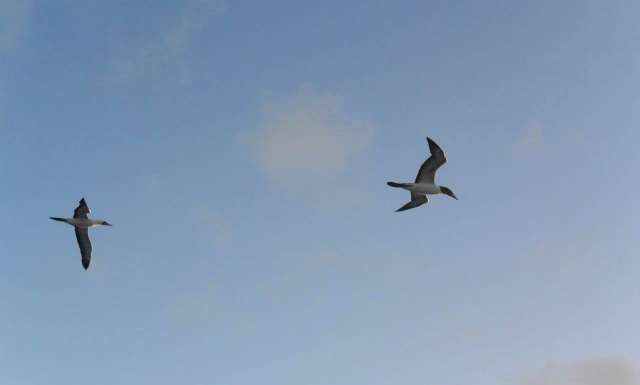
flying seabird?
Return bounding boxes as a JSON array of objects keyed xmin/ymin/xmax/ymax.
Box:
[
  {"xmin": 387, "ymin": 137, "xmax": 458, "ymax": 212},
  {"xmin": 50, "ymin": 198, "xmax": 112, "ymax": 270}
]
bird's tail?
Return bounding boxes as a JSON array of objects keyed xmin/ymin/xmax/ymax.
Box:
[
  {"xmin": 50, "ymin": 217, "xmax": 67, "ymax": 222},
  {"xmin": 387, "ymin": 181, "xmax": 409, "ymax": 188}
]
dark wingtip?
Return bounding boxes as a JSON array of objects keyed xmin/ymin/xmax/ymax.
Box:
[
  {"xmin": 395, "ymin": 202, "xmax": 414, "ymax": 212},
  {"xmin": 394, "ymin": 197, "xmax": 428, "ymax": 212},
  {"xmin": 426, "ymin": 136, "xmax": 445, "ymax": 156},
  {"xmin": 82, "ymin": 260, "xmax": 90, "ymax": 270}
]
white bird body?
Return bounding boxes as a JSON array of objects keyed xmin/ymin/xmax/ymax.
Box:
[
  {"xmin": 56, "ymin": 218, "xmax": 108, "ymax": 228},
  {"xmin": 400, "ymin": 183, "xmax": 443, "ymax": 195}
]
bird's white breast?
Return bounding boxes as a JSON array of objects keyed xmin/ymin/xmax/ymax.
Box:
[
  {"xmin": 67, "ymin": 218, "xmax": 96, "ymax": 228},
  {"xmin": 407, "ymin": 183, "xmax": 441, "ymax": 195}
]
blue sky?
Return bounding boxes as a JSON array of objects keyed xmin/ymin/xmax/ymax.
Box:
[{"xmin": 1, "ymin": 1, "xmax": 639, "ymax": 384}]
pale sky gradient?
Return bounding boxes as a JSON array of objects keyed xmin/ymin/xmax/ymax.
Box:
[{"xmin": 1, "ymin": 1, "xmax": 639, "ymax": 384}]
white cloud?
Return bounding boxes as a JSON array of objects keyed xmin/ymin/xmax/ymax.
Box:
[
  {"xmin": 111, "ymin": 0, "xmax": 225, "ymax": 83},
  {"xmin": 248, "ymin": 88, "xmax": 374, "ymax": 200},
  {"xmin": 523, "ymin": 359, "xmax": 640, "ymax": 385},
  {"xmin": 0, "ymin": 0, "xmax": 29, "ymax": 52}
]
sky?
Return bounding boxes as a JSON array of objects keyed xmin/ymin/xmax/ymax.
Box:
[{"xmin": 1, "ymin": 0, "xmax": 639, "ymax": 384}]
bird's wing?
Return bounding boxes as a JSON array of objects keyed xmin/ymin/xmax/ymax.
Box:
[
  {"xmin": 73, "ymin": 198, "xmax": 91, "ymax": 219},
  {"xmin": 415, "ymin": 137, "xmax": 447, "ymax": 184},
  {"xmin": 411, "ymin": 192, "xmax": 426, "ymax": 201},
  {"xmin": 75, "ymin": 227, "xmax": 92, "ymax": 270},
  {"xmin": 396, "ymin": 193, "xmax": 428, "ymax": 212}
]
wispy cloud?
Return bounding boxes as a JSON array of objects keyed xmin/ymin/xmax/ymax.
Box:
[
  {"xmin": 514, "ymin": 120, "xmax": 544, "ymax": 155},
  {"xmin": 110, "ymin": 0, "xmax": 225, "ymax": 83},
  {"xmin": 523, "ymin": 359, "xmax": 640, "ymax": 385},
  {"xmin": 512, "ymin": 119, "xmax": 592, "ymax": 159},
  {"xmin": 0, "ymin": 0, "xmax": 29, "ymax": 52},
  {"xmin": 168, "ymin": 284, "xmax": 259, "ymax": 336},
  {"xmin": 248, "ymin": 87, "xmax": 375, "ymax": 202}
]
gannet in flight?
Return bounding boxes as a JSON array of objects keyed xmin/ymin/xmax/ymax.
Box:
[
  {"xmin": 387, "ymin": 137, "xmax": 458, "ymax": 212},
  {"xmin": 50, "ymin": 198, "xmax": 112, "ymax": 270}
]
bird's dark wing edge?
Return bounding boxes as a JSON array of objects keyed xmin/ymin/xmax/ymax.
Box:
[
  {"xmin": 75, "ymin": 227, "xmax": 92, "ymax": 270},
  {"xmin": 73, "ymin": 198, "xmax": 90, "ymax": 219},
  {"xmin": 415, "ymin": 137, "xmax": 447, "ymax": 183},
  {"xmin": 395, "ymin": 193, "xmax": 428, "ymax": 212}
]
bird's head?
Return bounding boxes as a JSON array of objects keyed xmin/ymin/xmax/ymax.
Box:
[{"xmin": 439, "ymin": 186, "xmax": 458, "ymax": 200}]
